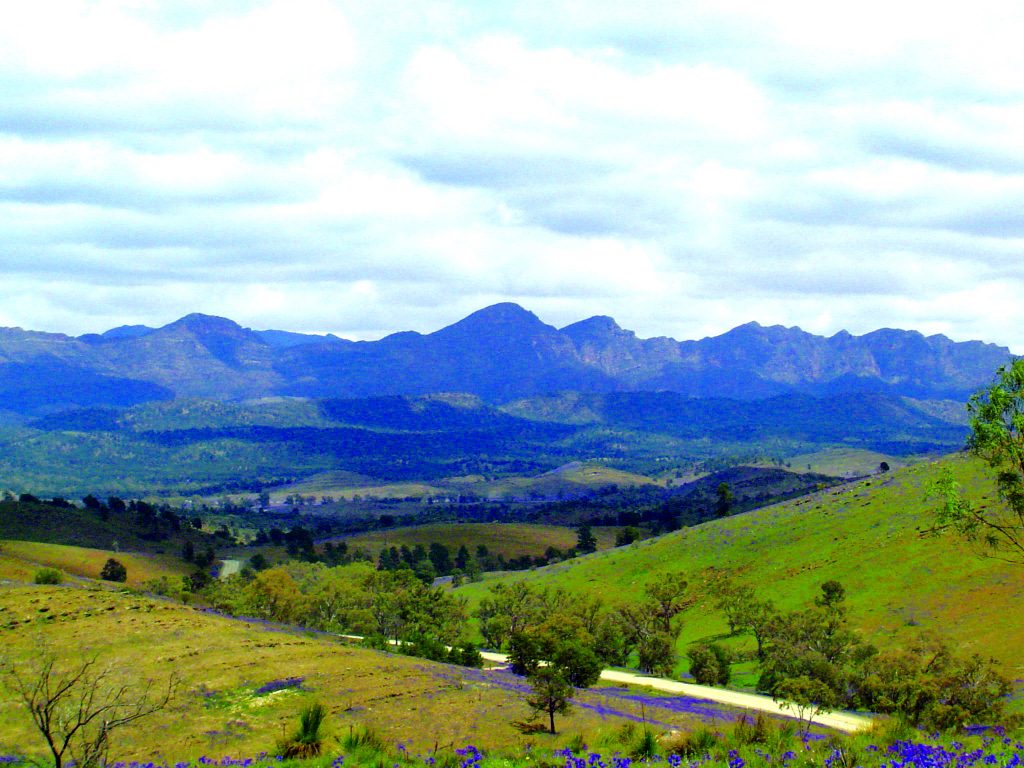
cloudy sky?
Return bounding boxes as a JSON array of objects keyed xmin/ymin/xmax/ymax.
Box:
[{"xmin": 2, "ymin": 1, "xmax": 1023, "ymax": 350}]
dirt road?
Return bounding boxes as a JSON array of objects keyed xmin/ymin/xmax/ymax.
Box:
[{"xmin": 478, "ymin": 651, "xmax": 871, "ymax": 733}]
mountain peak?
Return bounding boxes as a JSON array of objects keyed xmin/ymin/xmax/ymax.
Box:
[
  {"xmin": 165, "ymin": 313, "xmax": 247, "ymax": 334},
  {"xmin": 562, "ymin": 315, "xmax": 623, "ymax": 336},
  {"xmin": 463, "ymin": 302, "xmax": 540, "ymax": 324},
  {"xmin": 436, "ymin": 303, "xmax": 550, "ymax": 338}
]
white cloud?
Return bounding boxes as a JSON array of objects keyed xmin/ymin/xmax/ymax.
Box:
[{"xmin": 1, "ymin": 1, "xmax": 1023, "ymax": 353}]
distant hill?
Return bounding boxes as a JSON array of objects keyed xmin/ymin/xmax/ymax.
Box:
[
  {"xmin": 2, "ymin": 390, "xmax": 966, "ymax": 497},
  {"xmin": 0, "ymin": 303, "xmax": 1013, "ymax": 415}
]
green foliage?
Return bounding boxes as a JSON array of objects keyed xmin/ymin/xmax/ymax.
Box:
[
  {"xmin": 636, "ymin": 631, "xmax": 677, "ymax": 677},
  {"xmin": 33, "ymin": 567, "xmax": 63, "ymax": 585},
  {"xmin": 930, "ymin": 358, "xmax": 1024, "ymax": 563},
  {"xmin": 100, "ymin": 557, "xmax": 127, "ymax": 582},
  {"xmin": 448, "ymin": 641, "xmax": 485, "ymax": 668},
  {"xmin": 731, "ymin": 713, "xmax": 772, "ymax": 746},
  {"xmin": 632, "ymin": 726, "xmax": 659, "ymax": 760},
  {"xmin": 340, "ymin": 724, "xmax": 385, "ymax": 753},
  {"xmin": 525, "ymin": 667, "xmax": 573, "ymax": 734},
  {"xmin": 715, "ymin": 482, "xmax": 734, "ymax": 518},
  {"xmin": 758, "ymin": 582, "xmax": 870, "ymax": 732},
  {"xmin": 714, "ymin": 577, "xmax": 760, "ymax": 635},
  {"xmin": 687, "ymin": 642, "xmax": 732, "ymax": 686},
  {"xmin": 615, "ymin": 526, "xmax": 640, "ymax": 546},
  {"xmin": 575, "ymin": 522, "xmax": 597, "ymax": 554},
  {"xmin": 857, "ymin": 634, "xmax": 1011, "ymax": 730},
  {"xmin": 224, "ymin": 561, "xmax": 468, "ymax": 652},
  {"xmin": 552, "ymin": 640, "xmax": 603, "ymax": 688},
  {"xmin": 508, "ymin": 632, "xmax": 544, "ymax": 677}
]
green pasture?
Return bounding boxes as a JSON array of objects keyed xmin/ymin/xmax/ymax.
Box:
[{"xmin": 457, "ymin": 454, "xmax": 1024, "ymax": 682}]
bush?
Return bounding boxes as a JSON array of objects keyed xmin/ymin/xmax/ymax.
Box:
[
  {"xmin": 631, "ymin": 727, "xmax": 659, "ymax": 759},
  {"xmin": 279, "ymin": 701, "xmax": 327, "ymax": 758},
  {"xmin": 664, "ymin": 726, "xmax": 718, "ymax": 758},
  {"xmin": 100, "ymin": 558, "xmax": 127, "ymax": 583},
  {"xmin": 687, "ymin": 642, "xmax": 732, "ymax": 686},
  {"xmin": 857, "ymin": 636, "xmax": 1011, "ymax": 731},
  {"xmin": 448, "ymin": 642, "xmax": 484, "ymax": 668},
  {"xmin": 34, "ymin": 568, "xmax": 63, "ymax": 585},
  {"xmin": 341, "ymin": 724, "xmax": 385, "ymax": 753},
  {"xmin": 732, "ymin": 713, "xmax": 771, "ymax": 745}
]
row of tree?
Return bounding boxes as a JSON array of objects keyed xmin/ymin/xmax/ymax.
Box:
[
  {"xmin": 705, "ymin": 578, "xmax": 1010, "ymax": 731},
  {"xmin": 473, "ymin": 574, "xmax": 1010, "ymax": 734}
]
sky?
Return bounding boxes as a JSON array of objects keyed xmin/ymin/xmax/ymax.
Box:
[{"xmin": 2, "ymin": 1, "xmax": 1023, "ymax": 351}]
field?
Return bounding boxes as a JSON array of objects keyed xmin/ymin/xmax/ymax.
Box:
[
  {"xmin": 751, "ymin": 448, "xmax": 911, "ymax": 479},
  {"xmin": 457, "ymin": 454, "xmax": 1024, "ymax": 685},
  {"xmin": 0, "ymin": 540, "xmax": 192, "ymax": 587},
  {"xmin": 0, "ymin": 583, "xmax": 779, "ymax": 765},
  {"xmin": 331, "ymin": 523, "xmax": 625, "ymax": 560},
  {"xmin": 265, "ymin": 462, "xmax": 658, "ymax": 504}
]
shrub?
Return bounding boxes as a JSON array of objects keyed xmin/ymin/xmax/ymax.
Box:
[
  {"xmin": 448, "ymin": 642, "xmax": 484, "ymax": 668},
  {"xmin": 731, "ymin": 713, "xmax": 771, "ymax": 745},
  {"xmin": 279, "ymin": 701, "xmax": 327, "ymax": 758},
  {"xmin": 100, "ymin": 558, "xmax": 127, "ymax": 583},
  {"xmin": 341, "ymin": 724, "xmax": 385, "ymax": 753},
  {"xmin": 631, "ymin": 727, "xmax": 659, "ymax": 759},
  {"xmin": 665, "ymin": 726, "xmax": 718, "ymax": 758},
  {"xmin": 34, "ymin": 568, "xmax": 63, "ymax": 585},
  {"xmin": 687, "ymin": 642, "xmax": 732, "ymax": 686}
]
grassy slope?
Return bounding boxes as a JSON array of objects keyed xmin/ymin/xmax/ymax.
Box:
[
  {"xmin": 268, "ymin": 462, "xmax": 657, "ymax": 503},
  {"xmin": 334, "ymin": 523, "xmax": 623, "ymax": 560},
  {"xmin": 0, "ymin": 583, "xmax": 742, "ymax": 763},
  {"xmin": 457, "ymin": 454, "xmax": 1024, "ymax": 680},
  {"xmin": 751, "ymin": 448, "xmax": 910, "ymax": 478},
  {"xmin": 0, "ymin": 540, "xmax": 193, "ymax": 587}
]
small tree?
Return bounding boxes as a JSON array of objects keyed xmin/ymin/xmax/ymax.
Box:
[
  {"xmin": 715, "ymin": 482, "xmax": 734, "ymax": 518},
  {"xmin": 552, "ymin": 640, "xmax": 603, "ymax": 688},
  {"xmin": 930, "ymin": 359, "xmax": 1024, "ymax": 564},
  {"xmin": 615, "ymin": 526, "xmax": 641, "ymax": 546},
  {"xmin": 687, "ymin": 643, "xmax": 732, "ymax": 686},
  {"xmin": 714, "ymin": 578, "xmax": 758, "ymax": 635},
  {"xmin": 575, "ymin": 522, "xmax": 597, "ymax": 555},
  {"xmin": 637, "ymin": 631, "xmax": 677, "ymax": 676},
  {"xmin": 100, "ymin": 558, "xmax": 127, "ymax": 583},
  {"xmin": 525, "ymin": 667, "xmax": 573, "ymax": 734},
  {"xmin": 758, "ymin": 581, "xmax": 871, "ymax": 733},
  {"xmin": 0, "ymin": 649, "xmax": 176, "ymax": 768}
]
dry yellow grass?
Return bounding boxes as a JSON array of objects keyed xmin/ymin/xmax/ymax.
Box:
[
  {"xmin": 0, "ymin": 583, "xmax": 729, "ymax": 764},
  {"xmin": 0, "ymin": 540, "xmax": 192, "ymax": 587},
  {"xmin": 334, "ymin": 523, "xmax": 622, "ymax": 560}
]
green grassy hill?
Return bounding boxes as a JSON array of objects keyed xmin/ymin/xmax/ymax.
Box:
[{"xmin": 456, "ymin": 454, "xmax": 1024, "ymax": 682}]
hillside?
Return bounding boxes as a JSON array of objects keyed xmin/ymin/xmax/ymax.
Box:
[
  {"xmin": 457, "ymin": 454, "xmax": 1024, "ymax": 681},
  {"xmin": 1, "ymin": 389, "xmax": 967, "ymax": 497},
  {"xmin": 0, "ymin": 579, "xmax": 773, "ymax": 763},
  {"xmin": 327, "ymin": 522, "xmax": 624, "ymax": 562}
]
